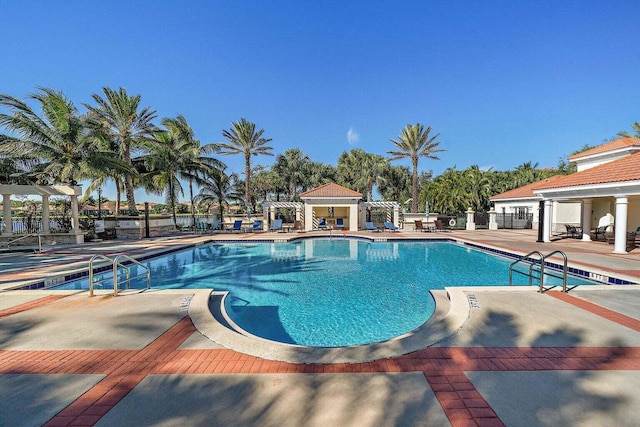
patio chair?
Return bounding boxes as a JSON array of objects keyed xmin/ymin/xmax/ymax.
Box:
[
  {"xmin": 317, "ymin": 218, "xmax": 328, "ymax": 230},
  {"xmin": 292, "ymin": 220, "xmax": 303, "ymax": 232},
  {"xmin": 228, "ymin": 219, "xmax": 243, "ymax": 232},
  {"xmin": 335, "ymin": 218, "xmax": 345, "ymax": 229},
  {"xmin": 434, "ymin": 220, "xmax": 449, "ymax": 232},
  {"xmin": 365, "ymin": 221, "xmax": 379, "ymax": 232},
  {"xmin": 250, "ymin": 220, "xmax": 263, "ymax": 232},
  {"xmin": 591, "ymin": 225, "xmax": 608, "ymax": 240},
  {"xmin": 270, "ymin": 219, "xmax": 283, "ymax": 232},
  {"xmin": 195, "ymin": 221, "xmax": 209, "ymax": 233},
  {"xmin": 414, "ymin": 220, "xmax": 426, "ymax": 232},
  {"xmin": 384, "ymin": 221, "xmax": 399, "ymax": 232}
]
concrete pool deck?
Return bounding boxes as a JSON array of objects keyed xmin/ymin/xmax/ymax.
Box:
[{"xmin": 1, "ymin": 229, "xmax": 639, "ymax": 426}]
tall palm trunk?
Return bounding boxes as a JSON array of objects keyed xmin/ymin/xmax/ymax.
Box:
[
  {"xmin": 411, "ymin": 157, "xmax": 419, "ymax": 213},
  {"xmin": 244, "ymin": 153, "xmax": 251, "ymax": 214}
]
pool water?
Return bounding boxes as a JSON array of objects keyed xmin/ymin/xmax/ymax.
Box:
[{"xmin": 54, "ymin": 239, "xmax": 595, "ymax": 347}]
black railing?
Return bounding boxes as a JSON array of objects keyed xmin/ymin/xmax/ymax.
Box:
[{"xmin": 497, "ymin": 213, "xmax": 533, "ymax": 229}]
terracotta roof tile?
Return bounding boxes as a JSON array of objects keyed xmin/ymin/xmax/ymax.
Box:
[
  {"xmin": 569, "ymin": 137, "xmax": 640, "ymax": 160},
  {"xmin": 300, "ymin": 182, "xmax": 363, "ymax": 198},
  {"xmin": 537, "ymin": 152, "xmax": 640, "ymax": 190},
  {"xmin": 491, "ymin": 175, "xmax": 564, "ymax": 200}
]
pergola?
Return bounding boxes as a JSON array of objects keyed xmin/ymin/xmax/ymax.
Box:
[
  {"xmin": 262, "ymin": 201, "xmax": 304, "ymax": 230},
  {"xmin": 359, "ymin": 201, "xmax": 401, "ymax": 228},
  {"xmin": 0, "ymin": 184, "xmax": 84, "ymax": 243}
]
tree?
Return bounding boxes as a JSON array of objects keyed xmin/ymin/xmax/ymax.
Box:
[
  {"xmin": 274, "ymin": 148, "xmax": 311, "ymax": 201},
  {"xmin": 378, "ymin": 165, "xmax": 411, "ymax": 203},
  {"xmin": 195, "ymin": 168, "xmax": 241, "ymax": 221},
  {"xmin": 160, "ymin": 115, "xmax": 224, "ymax": 226},
  {"xmin": 85, "ymin": 87, "xmax": 159, "ymax": 215},
  {"xmin": 215, "ymin": 118, "xmax": 273, "ymax": 215},
  {"xmin": 617, "ymin": 122, "xmax": 640, "ymax": 138},
  {"xmin": 337, "ymin": 149, "xmax": 389, "ymax": 201},
  {"xmin": 0, "ymin": 87, "xmax": 122, "ymax": 186},
  {"xmin": 388, "ymin": 123, "xmax": 444, "ymax": 213}
]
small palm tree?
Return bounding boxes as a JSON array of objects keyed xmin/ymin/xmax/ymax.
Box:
[
  {"xmin": 215, "ymin": 118, "xmax": 273, "ymax": 215},
  {"xmin": 195, "ymin": 168, "xmax": 242, "ymax": 221},
  {"xmin": 85, "ymin": 87, "xmax": 159, "ymax": 215},
  {"xmin": 337, "ymin": 149, "xmax": 388, "ymax": 201},
  {"xmin": 160, "ymin": 115, "xmax": 224, "ymax": 225},
  {"xmin": 388, "ymin": 123, "xmax": 444, "ymax": 213},
  {"xmin": 274, "ymin": 148, "xmax": 311, "ymax": 201}
]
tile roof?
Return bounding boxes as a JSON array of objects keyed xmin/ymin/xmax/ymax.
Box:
[
  {"xmin": 537, "ymin": 152, "xmax": 640, "ymax": 190},
  {"xmin": 299, "ymin": 182, "xmax": 363, "ymax": 198},
  {"xmin": 569, "ymin": 137, "xmax": 640, "ymax": 160},
  {"xmin": 490, "ymin": 175, "xmax": 565, "ymax": 200}
]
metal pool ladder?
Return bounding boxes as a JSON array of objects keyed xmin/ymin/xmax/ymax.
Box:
[
  {"xmin": 88, "ymin": 254, "xmax": 151, "ymax": 297},
  {"xmin": 509, "ymin": 250, "xmax": 568, "ymax": 292}
]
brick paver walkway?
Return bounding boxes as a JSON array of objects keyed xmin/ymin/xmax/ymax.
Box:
[{"xmin": 1, "ymin": 291, "xmax": 639, "ymax": 427}]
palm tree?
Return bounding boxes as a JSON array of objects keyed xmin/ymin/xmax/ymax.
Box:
[
  {"xmin": 136, "ymin": 129, "xmax": 191, "ymax": 226},
  {"xmin": 0, "ymin": 88, "xmax": 123, "ymax": 186},
  {"xmin": 215, "ymin": 118, "xmax": 273, "ymax": 215},
  {"xmin": 388, "ymin": 123, "xmax": 444, "ymax": 213},
  {"xmin": 195, "ymin": 168, "xmax": 241, "ymax": 221},
  {"xmin": 274, "ymin": 148, "xmax": 311, "ymax": 201},
  {"xmin": 160, "ymin": 115, "xmax": 224, "ymax": 225},
  {"xmin": 618, "ymin": 122, "xmax": 640, "ymax": 138},
  {"xmin": 337, "ymin": 149, "xmax": 389, "ymax": 201},
  {"xmin": 85, "ymin": 87, "xmax": 159, "ymax": 215}
]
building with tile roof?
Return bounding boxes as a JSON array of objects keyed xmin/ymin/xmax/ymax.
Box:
[{"xmin": 493, "ymin": 137, "xmax": 640, "ymax": 253}]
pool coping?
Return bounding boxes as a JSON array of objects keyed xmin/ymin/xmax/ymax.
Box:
[
  {"xmin": 188, "ymin": 287, "xmax": 470, "ymax": 364},
  {"xmin": 6, "ymin": 234, "xmax": 637, "ymax": 291}
]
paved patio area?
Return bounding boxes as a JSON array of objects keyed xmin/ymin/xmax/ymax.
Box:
[{"xmin": 1, "ymin": 229, "xmax": 639, "ymax": 426}]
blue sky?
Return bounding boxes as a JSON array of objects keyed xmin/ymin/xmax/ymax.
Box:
[{"xmin": 2, "ymin": 1, "xmax": 640, "ymax": 203}]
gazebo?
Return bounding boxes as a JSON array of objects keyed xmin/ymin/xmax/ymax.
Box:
[
  {"xmin": 299, "ymin": 183, "xmax": 363, "ymax": 231},
  {"xmin": 0, "ymin": 184, "xmax": 84, "ymax": 244}
]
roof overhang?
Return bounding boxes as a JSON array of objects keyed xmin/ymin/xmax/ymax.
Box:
[{"xmin": 535, "ymin": 180, "xmax": 640, "ymax": 199}]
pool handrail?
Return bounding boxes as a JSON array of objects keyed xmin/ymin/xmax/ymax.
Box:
[
  {"xmin": 509, "ymin": 250, "xmax": 568, "ymax": 292},
  {"xmin": 112, "ymin": 254, "xmax": 151, "ymax": 296},
  {"xmin": 88, "ymin": 254, "xmax": 114, "ymax": 297}
]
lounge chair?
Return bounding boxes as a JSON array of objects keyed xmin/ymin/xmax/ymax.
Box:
[
  {"xmin": 414, "ymin": 220, "xmax": 427, "ymax": 232},
  {"xmin": 317, "ymin": 218, "xmax": 328, "ymax": 230},
  {"xmin": 365, "ymin": 221, "xmax": 379, "ymax": 232},
  {"xmin": 195, "ymin": 221, "xmax": 209, "ymax": 233},
  {"xmin": 292, "ymin": 220, "xmax": 303, "ymax": 232},
  {"xmin": 384, "ymin": 221, "xmax": 399, "ymax": 232},
  {"xmin": 335, "ymin": 218, "xmax": 345, "ymax": 229},
  {"xmin": 434, "ymin": 220, "xmax": 449, "ymax": 232},
  {"xmin": 228, "ymin": 219, "xmax": 243, "ymax": 232},
  {"xmin": 250, "ymin": 220, "xmax": 263, "ymax": 232},
  {"xmin": 270, "ymin": 219, "xmax": 283, "ymax": 232}
]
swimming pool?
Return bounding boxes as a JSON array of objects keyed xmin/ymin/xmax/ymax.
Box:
[{"xmin": 54, "ymin": 238, "xmax": 595, "ymax": 347}]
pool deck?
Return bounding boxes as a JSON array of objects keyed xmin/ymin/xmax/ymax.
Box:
[{"xmin": 1, "ymin": 229, "xmax": 639, "ymax": 426}]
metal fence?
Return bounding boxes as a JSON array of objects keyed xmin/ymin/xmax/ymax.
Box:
[{"xmin": 496, "ymin": 213, "xmax": 533, "ymax": 229}]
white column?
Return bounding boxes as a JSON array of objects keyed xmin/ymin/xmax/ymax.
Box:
[
  {"xmin": 393, "ymin": 205, "xmax": 400, "ymax": 228},
  {"xmin": 613, "ymin": 196, "xmax": 629, "ymax": 254},
  {"xmin": 70, "ymin": 194, "xmax": 83, "ymax": 244},
  {"xmin": 543, "ymin": 199, "xmax": 552, "ymax": 243},
  {"xmin": 304, "ymin": 203, "xmax": 313, "ymax": 231},
  {"xmin": 581, "ymin": 199, "xmax": 592, "ymax": 241},
  {"xmin": 466, "ymin": 208, "xmax": 476, "ymax": 230},
  {"xmin": 488, "ymin": 208, "xmax": 498, "ymax": 230},
  {"xmin": 2, "ymin": 194, "xmax": 12, "ymax": 236},
  {"xmin": 348, "ymin": 204, "xmax": 358, "ymax": 231},
  {"xmin": 42, "ymin": 195, "xmax": 50, "ymax": 233}
]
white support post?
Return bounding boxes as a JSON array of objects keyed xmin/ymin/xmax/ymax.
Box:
[
  {"xmin": 581, "ymin": 198, "xmax": 592, "ymax": 241},
  {"xmin": 543, "ymin": 200, "xmax": 552, "ymax": 243},
  {"xmin": 466, "ymin": 208, "xmax": 476, "ymax": 231},
  {"xmin": 613, "ymin": 196, "xmax": 629, "ymax": 254},
  {"xmin": 2, "ymin": 194, "xmax": 12, "ymax": 236},
  {"xmin": 393, "ymin": 205, "xmax": 400, "ymax": 228},
  {"xmin": 70, "ymin": 194, "xmax": 83, "ymax": 243},
  {"xmin": 488, "ymin": 208, "xmax": 498, "ymax": 230}
]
